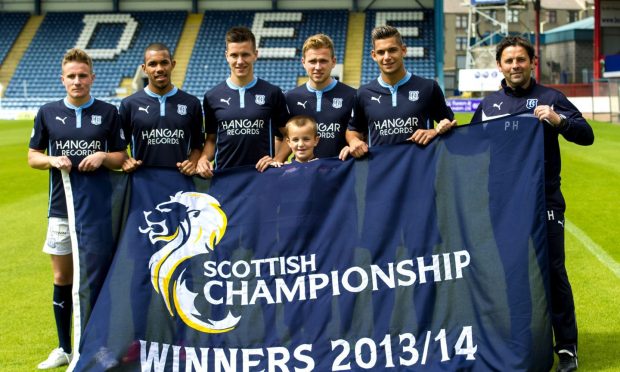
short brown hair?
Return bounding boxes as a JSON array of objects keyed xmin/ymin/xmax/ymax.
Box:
[
  {"xmin": 371, "ymin": 25, "xmax": 403, "ymax": 47},
  {"xmin": 143, "ymin": 42, "xmax": 172, "ymax": 63},
  {"xmin": 285, "ymin": 115, "xmax": 318, "ymax": 137},
  {"xmin": 302, "ymin": 34, "xmax": 335, "ymax": 58},
  {"xmin": 62, "ymin": 48, "xmax": 93, "ymax": 73},
  {"xmin": 226, "ymin": 26, "xmax": 256, "ymax": 50},
  {"xmin": 495, "ymin": 35, "xmax": 535, "ymax": 62}
]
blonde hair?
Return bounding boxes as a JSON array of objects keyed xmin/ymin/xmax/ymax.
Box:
[
  {"xmin": 62, "ymin": 48, "xmax": 93, "ymax": 73},
  {"xmin": 302, "ymin": 34, "xmax": 335, "ymax": 59},
  {"xmin": 285, "ymin": 115, "xmax": 318, "ymax": 137}
]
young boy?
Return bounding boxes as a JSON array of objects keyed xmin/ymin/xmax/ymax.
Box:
[
  {"xmin": 285, "ymin": 115, "xmax": 320, "ymax": 163},
  {"xmin": 272, "ymin": 115, "xmax": 351, "ymax": 167}
]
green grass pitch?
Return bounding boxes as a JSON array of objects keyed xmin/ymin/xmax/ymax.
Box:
[{"xmin": 0, "ymin": 117, "xmax": 618, "ymax": 370}]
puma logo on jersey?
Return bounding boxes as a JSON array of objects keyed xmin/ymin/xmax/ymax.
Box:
[
  {"xmin": 220, "ymin": 98, "xmax": 232, "ymax": 106},
  {"xmin": 371, "ymin": 95, "xmax": 381, "ymax": 104},
  {"xmin": 297, "ymin": 101, "xmax": 307, "ymax": 109},
  {"xmin": 558, "ymin": 220, "xmax": 564, "ymax": 228},
  {"xmin": 53, "ymin": 301, "xmax": 65, "ymax": 309},
  {"xmin": 55, "ymin": 116, "xmax": 67, "ymax": 125},
  {"xmin": 493, "ymin": 102, "xmax": 503, "ymax": 110},
  {"xmin": 139, "ymin": 106, "xmax": 150, "ymax": 114}
]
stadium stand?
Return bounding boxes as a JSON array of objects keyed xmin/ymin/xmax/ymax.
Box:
[
  {"xmin": 360, "ymin": 10, "xmax": 436, "ymax": 85},
  {"xmin": 0, "ymin": 12, "xmax": 30, "ymax": 66},
  {"xmin": 1, "ymin": 9, "xmax": 440, "ymax": 109},
  {"xmin": 3, "ymin": 11, "xmax": 187, "ymax": 109},
  {"xmin": 182, "ymin": 10, "xmax": 348, "ymax": 97}
]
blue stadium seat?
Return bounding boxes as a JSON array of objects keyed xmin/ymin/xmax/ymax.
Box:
[
  {"xmin": 5, "ymin": 12, "xmax": 187, "ymax": 101},
  {"xmin": 0, "ymin": 12, "xmax": 29, "ymax": 65},
  {"xmin": 361, "ymin": 10, "xmax": 436, "ymax": 85}
]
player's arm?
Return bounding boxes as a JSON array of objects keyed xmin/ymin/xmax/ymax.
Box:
[
  {"xmin": 346, "ymin": 93, "xmax": 370, "ymax": 158},
  {"xmin": 177, "ymin": 101, "xmax": 205, "ymax": 176},
  {"xmin": 345, "ymin": 129, "xmax": 368, "ymax": 158},
  {"xmin": 428, "ymin": 81, "xmax": 457, "ymax": 135},
  {"xmin": 273, "ymin": 127, "xmax": 291, "ymax": 164},
  {"xmin": 28, "ymin": 148, "xmax": 72, "ymax": 171},
  {"xmin": 78, "ymin": 150, "xmax": 127, "ymax": 172},
  {"xmin": 408, "ymin": 129, "xmax": 437, "ymax": 146},
  {"xmin": 267, "ymin": 90, "xmax": 292, "ymax": 166},
  {"xmin": 118, "ymin": 100, "xmax": 143, "ymax": 173},
  {"xmin": 197, "ymin": 134, "xmax": 215, "ymax": 178},
  {"xmin": 534, "ymin": 98, "xmax": 593, "ymax": 146},
  {"xmin": 408, "ymin": 119, "xmax": 456, "ymax": 146},
  {"xmin": 122, "ymin": 156, "xmax": 142, "ymax": 173},
  {"xmin": 177, "ymin": 149, "xmax": 201, "ymax": 176},
  {"xmin": 338, "ymin": 146, "xmax": 351, "ymax": 161}
]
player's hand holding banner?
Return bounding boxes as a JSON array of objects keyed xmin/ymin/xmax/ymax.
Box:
[{"xmin": 64, "ymin": 114, "xmax": 553, "ymax": 371}]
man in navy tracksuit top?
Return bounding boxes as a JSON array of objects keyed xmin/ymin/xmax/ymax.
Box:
[{"xmin": 472, "ymin": 36, "xmax": 594, "ymax": 372}]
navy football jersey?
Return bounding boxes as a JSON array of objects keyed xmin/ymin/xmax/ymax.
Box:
[
  {"xmin": 29, "ymin": 97, "xmax": 126, "ymax": 218},
  {"xmin": 120, "ymin": 87, "xmax": 204, "ymax": 167},
  {"xmin": 204, "ymin": 78, "xmax": 289, "ymax": 170},
  {"xmin": 472, "ymin": 78, "xmax": 594, "ymax": 210},
  {"xmin": 349, "ymin": 72, "xmax": 454, "ymax": 146},
  {"xmin": 285, "ymin": 80, "xmax": 355, "ymax": 158}
]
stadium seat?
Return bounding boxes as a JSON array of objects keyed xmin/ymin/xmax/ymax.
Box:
[
  {"xmin": 361, "ymin": 10, "xmax": 436, "ymax": 85},
  {"xmin": 0, "ymin": 12, "xmax": 29, "ymax": 65},
  {"xmin": 5, "ymin": 12, "xmax": 187, "ymax": 102}
]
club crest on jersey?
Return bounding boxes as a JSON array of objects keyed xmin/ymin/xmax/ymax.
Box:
[
  {"xmin": 332, "ymin": 98, "xmax": 343, "ymax": 109},
  {"xmin": 526, "ymin": 99, "xmax": 538, "ymax": 109},
  {"xmin": 177, "ymin": 104, "xmax": 187, "ymax": 116},
  {"xmin": 409, "ymin": 91, "xmax": 419, "ymax": 102},
  {"xmin": 91, "ymin": 115, "xmax": 102, "ymax": 125},
  {"xmin": 255, "ymin": 95, "xmax": 265, "ymax": 105}
]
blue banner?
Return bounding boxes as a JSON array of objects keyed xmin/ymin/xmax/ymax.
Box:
[
  {"xmin": 62, "ymin": 168, "xmax": 128, "ymax": 347},
  {"xmin": 65, "ymin": 114, "xmax": 552, "ymax": 371}
]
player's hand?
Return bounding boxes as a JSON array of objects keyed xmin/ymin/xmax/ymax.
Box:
[
  {"xmin": 436, "ymin": 119, "xmax": 457, "ymax": 135},
  {"xmin": 339, "ymin": 146, "xmax": 351, "ymax": 161},
  {"xmin": 177, "ymin": 159, "xmax": 196, "ymax": 176},
  {"xmin": 256, "ymin": 156, "xmax": 275, "ymax": 173},
  {"xmin": 49, "ymin": 156, "xmax": 72, "ymax": 171},
  {"xmin": 270, "ymin": 161, "xmax": 283, "ymax": 168},
  {"xmin": 409, "ymin": 129, "xmax": 437, "ymax": 146},
  {"xmin": 533, "ymin": 105, "xmax": 563, "ymax": 127},
  {"xmin": 122, "ymin": 157, "xmax": 142, "ymax": 173},
  {"xmin": 348, "ymin": 138, "xmax": 368, "ymax": 158},
  {"xmin": 196, "ymin": 157, "xmax": 214, "ymax": 178},
  {"xmin": 78, "ymin": 151, "xmax": 106, "ymax": 172}
]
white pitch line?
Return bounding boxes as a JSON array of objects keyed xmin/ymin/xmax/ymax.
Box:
[{"xmin": 566, "ymin": 219, "xmax": 620, "ymax": 279}]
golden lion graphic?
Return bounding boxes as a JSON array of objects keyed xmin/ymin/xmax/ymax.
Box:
[{"xmin": 140, "ymin": 191, "xmax": 240, "ymax": 333}]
